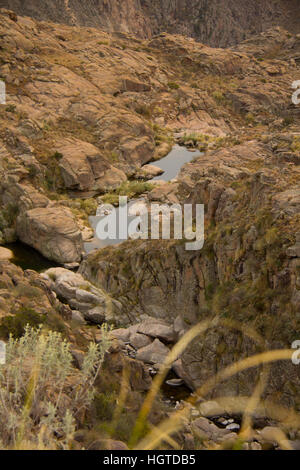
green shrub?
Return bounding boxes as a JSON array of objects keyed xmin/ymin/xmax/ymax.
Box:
[
  {"xmin": 112, "ymin": 413, "xmax": 138, "ymax": 442},
  {"xmin": 212, "ymin": 91, "xmax": 225, "ymax": 104},
  {"xmin": 181, "ymin": 133, "xmax": 209, "ymax": 146},
  {"xmin": 28, "ymin": 164, "xmax": 38, "ymax": 178},
  {"xmin": 245, "ymin": 112, "xmax": 256, "ymax": 124},
  {"xmin": 52, "ymin": 151, "xmax": 63, "ymax": 160},
  {"xmin": 152, "ymin": 123, "xmax": 174, "ymax": 148},
  {"xmin": 101, "ymin": 181, "xmax": 154, "ymax": 205},
  {"xmin": 282, "ymin": 116, "xmax": 294, "ymax": 127},
  {"xmin": 291, "ymin": 137, "xmax": 300, "ymax": 153},
  {"xmin": 168, "ymin": 81, "xmax": 180, "ymax": 90},
  {"xmin": 0, "ymin": 324, "xmax": 111, "ymax": 449},
  {"xmin": 80, "ymin": 198, "xmax": 98, "ymax": 216},
  {"xmin": 101, "ymin": 193, "xmax": 121, "ymax": 206},
  {"xmin": 5, "ymin": 104, "xmax": 16, "ymax": 113},
  {"xmin": 135, "ymin": 104, "xmax": 152, "ymax": 118},
  {"xmin": 0, "ymin": 307, "xmax": 44, "ymax": 339},
  {"xmin": 13, "ymin": 283, "xmax": 42, "ymax": 299},
  {"xmin": 93, "ymin": 392, "xmax": 116, "ymax": 421}
]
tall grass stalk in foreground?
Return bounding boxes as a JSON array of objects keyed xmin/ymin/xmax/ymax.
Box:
[
  {"xmin": 0, "ymin": 324, "xmax": 111, "ymax": 450},
  {"xmin": 0, "ymin": 321, "xmax": 299, "ymax": 450},
  {"xmin": 129, "ymin": 318, "xmax": 299, "ymax": 450}
]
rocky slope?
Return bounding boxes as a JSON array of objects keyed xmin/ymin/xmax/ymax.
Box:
[
  {"xmin": 1, "ymin": 9, "xmax": 299, "ymax": 262},
  {"xmin": 0, "ymin": 0, "xmax": 299, "ymax": 46},
  {"xmin": 0, "ymin": 8, "xmax": 299, "ymax": 448}
]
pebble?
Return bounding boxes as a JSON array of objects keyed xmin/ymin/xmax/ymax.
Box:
[
  {"xmin": 165, "ymin": 378, "xmax": 184, "ymax": 387},
  {"xmin": 175, "ymin": 401, "xmax": 183, "ymax": 410},
  {"xmin": 217, "ymin": 417, "xmax": 228, "ymax": 425},
  {"xmin": 63, "ymin": 262, "xmax": 80, "ymax": 270},
  {"xmin": 226, "ymin": 423, "xmax": 240, "ymax": 431}
]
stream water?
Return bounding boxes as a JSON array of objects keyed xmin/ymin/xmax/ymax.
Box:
[
  {"xmin": 151, "ymin": 144, "xmax": 201, "ymax": 181},
  {"xmin": 4, "ymin": 242, "xmax": 57, "ymax": 272},
  {"xmin": 84, "ymin": 145, "xmax": 201, "ymax": 253}
]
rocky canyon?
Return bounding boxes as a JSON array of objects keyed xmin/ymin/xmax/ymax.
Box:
[{"xmin": 0, "ymin": 1, "xmax": 299, "ymax": 451}]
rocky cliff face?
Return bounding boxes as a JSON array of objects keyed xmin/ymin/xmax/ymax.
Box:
[
  {"xmin": 0, "ymin": 0, "xmax": 299, "ymax": 46},
  {"xmin": 141, "ymin": 0, "xmax": 300, "ymax": 46}
]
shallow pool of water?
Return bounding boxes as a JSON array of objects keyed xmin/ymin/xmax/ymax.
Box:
[
  {"xmin": 161, "ymin": 371, "xmax": 192, "ymax": 405},
  {"xmin": 151, "ymin": 144, "xmax": 201, "ymax": 181},
  {"xmin": 4, "ymin": 242, "xmax": 57, "ymax": 272},
  {"xmin": 84, "ymin": 145, "xmax": 202, "ymax": 253}
]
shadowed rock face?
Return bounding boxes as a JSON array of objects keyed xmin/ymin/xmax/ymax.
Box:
[{"xmin": 0, "ymin": 0, "xmax": 299, "ymax": 46}]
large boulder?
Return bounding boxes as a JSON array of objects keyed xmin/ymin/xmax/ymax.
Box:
[
  {"xmin": 16, "ymin": 207, "xmax": 83, "ymax": 264},
  {"xmin": 172, "ymin": 358, "xmax": 195, "ymax": 391},
  {"xmin": 110, "ymin": 326, "xmax": 156, "ymax": 349},
  {"xmin": 2, "ymin": 183, "xmax": 50, "ymax": 212},
  {"xmin": 56, "ymin": 138, "xmax": 127, "ymax": 192},
  {"xmin": 137, "ymin": 318, "xmax": 177, "ymax": 343},
  {"xmin": 135, "ymin": 338, "xmax": 170, "ymax": 365},
  {"xmin": 129, "ymin": 332, "xmax": 152, "ymax": 350},
  {"xmin": 198, "ymin": 401, "xmax": 227, "ymax": 418},
  {"xmin": 42, "ymin": 267, "xmax": 108, "ymax": 323},
  {"xmin": 191, "ymin": 417, "xmax": 232, "ymax": 442},
  {"xmin": 135, "ymin": 164, "xmax": 164, "ymax": 180},
  {"xmin": 272, "ymin": 187, "xmax": 300, "ymax": 216},
  {"xmin": 0, "ymin": 247, "xmax": 13, "ymax": 261}
]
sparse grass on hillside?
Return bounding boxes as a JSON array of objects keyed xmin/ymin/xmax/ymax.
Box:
[
  {"xmin": 178, "ymin": 133, "xmax": 241, "ymax": 150},
  {"xmin": 0, "ymin": 324, "xmax": 111, "ymax": 450},
  {"xmin": 168, "ymin": 81, "xmax": 180, "ymax": 90},
  {"xmin": 291, "ymin": 136, "xmax": 300, "ymax": 153},
  {"xmin": 0, "ymin": 305, "xmax": 67, "ymax": 340},
  {"xmin": 101, "ymin": 181, "xmax": 154, "ymax": 206}
]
